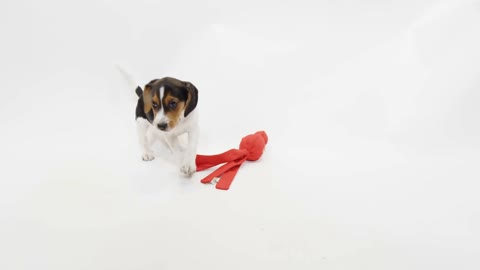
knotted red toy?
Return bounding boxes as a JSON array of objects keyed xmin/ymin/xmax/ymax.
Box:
[{"xmin": 195, "ymin": 131, "xmax": 269, "ymax": 190}]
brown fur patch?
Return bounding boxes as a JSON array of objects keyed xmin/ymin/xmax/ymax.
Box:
[
  {"xmin": 152, "ymin": 94, "xmax": 160, "ymax": 111},
  {"xmin": 143, "ymin": 84, "xmax": 153, "ymax": 113},
  {"xmin": 164, "ymin": 93, "xmax": 186, "ymax": 129}
]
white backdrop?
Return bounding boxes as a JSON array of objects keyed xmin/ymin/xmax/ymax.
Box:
[{"xmin": 1, "ymin": 0, "xmax": 480, "ymax": 269}]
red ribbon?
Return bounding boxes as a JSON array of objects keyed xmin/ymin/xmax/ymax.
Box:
[{"xmin": 195, "ymin": 131, "xmax": 269, "ymax": 190}]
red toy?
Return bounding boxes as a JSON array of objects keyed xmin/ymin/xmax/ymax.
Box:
[{"xmin": 195, "ymin": 131, "xmax": 269, "ymax": 190}]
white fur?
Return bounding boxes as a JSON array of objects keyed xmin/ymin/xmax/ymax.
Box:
[
  {"xmin": 136, "ymin": 109, "xmax": 199, "ymax": 176},
  {"xmin": 115, "ymin": 64, "xmax": 139, "ymax": 91},
  {"xmin": 116, "ymin": 64, "xmax": 199, "ymax": 176},
  {"xmin": 136, "ymin": 118, "xmax": 155, "ymax": 161},
  {"xmin": 152, "ymin": 86, "xmax": 167, "ymax": 127}
]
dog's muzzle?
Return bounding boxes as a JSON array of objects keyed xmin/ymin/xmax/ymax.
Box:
[{"xmin": 157, "ymin": 122, "xmax": 168, "ymax": 131}]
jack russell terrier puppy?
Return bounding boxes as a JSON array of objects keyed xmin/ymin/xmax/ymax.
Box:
[{"xmin": 134, "ymin": 77, "xmax": 199, "ymax": 176}]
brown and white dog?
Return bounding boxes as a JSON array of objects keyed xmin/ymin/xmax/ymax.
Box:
[{"xmin": 133, "ymin": 76, "xmax": 200, "ymax": 176}]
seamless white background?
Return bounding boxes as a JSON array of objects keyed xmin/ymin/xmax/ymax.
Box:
[{"xmin": 1, "ymin": 0, "xmax": 480, "ymax": 269}]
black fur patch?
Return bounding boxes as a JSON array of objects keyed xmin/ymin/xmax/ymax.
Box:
[
  {"xmin": 135, "ymin": 87, "xmax": 154, "ymax": 123},
  {"xmin": 183, "ymin": 83, "xmax": 198, "ymax": 117},
  {"xmin": 134, "ymin": 77, "xmax": 198, "ymax": 123},
  {"xmin": 135, "ymin": 86, "xmax": 143, "ymax": 97},
  {"xmin": 163, "ymin": 85, "xmax": 189, "ymax": 113}
]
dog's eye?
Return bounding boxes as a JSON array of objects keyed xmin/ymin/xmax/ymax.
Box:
[
  {"xmin": 152, "ymin": 103, "xmax": 159, "ymax": 109},
  {"xmin": 168, "ymin": 101, "xmax": 177, "ymax": 109}
]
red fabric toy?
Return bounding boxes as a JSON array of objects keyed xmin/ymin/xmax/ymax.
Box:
[{"xmin": 195, "ymin": 131, "xmax": 269, "ymax": 190}]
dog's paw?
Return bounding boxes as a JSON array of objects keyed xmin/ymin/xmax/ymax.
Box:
[
  {"xmin": 142, "ymin": 152, "xmax": 155, "ymax": 161},
  {"xmin": 180, "ymin": 161, "xmax": 196, "ymax": 177}
]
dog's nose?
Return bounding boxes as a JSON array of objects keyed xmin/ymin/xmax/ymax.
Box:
[{"xmin": 157, "ymin": 122, "xmax": 168, "ymax": 131}]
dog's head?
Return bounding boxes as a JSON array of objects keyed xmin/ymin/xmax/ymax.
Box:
[{"xmin": 142, "ymin": 77, "xmax": 198, "ymax": 132}]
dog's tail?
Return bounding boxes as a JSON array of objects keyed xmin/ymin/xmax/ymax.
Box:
[{"xmin": 115, "ymin": 64, "xmax": 143, "ymax": 97}]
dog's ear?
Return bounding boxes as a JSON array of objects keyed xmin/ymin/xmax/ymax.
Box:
[
  {"xmin": 183, "ymin": 82, "xmax": 198, "ymax": 117},
  {"xmin": 135, "ymin": 86, "xmax": 143, "ymax": 98},
  {"xmin": 143, "ymin": 83, "xmax": 153, "ymax": 114}
]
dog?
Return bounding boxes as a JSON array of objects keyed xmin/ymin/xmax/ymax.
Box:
[{"xmin": 134, "ymin": 77, "xmax": 199, "ymax": 176}]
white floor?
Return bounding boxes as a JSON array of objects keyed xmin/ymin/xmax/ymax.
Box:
[{"xmin": 1, "ymin": 0, "xmax": 480, "ymax": 269}]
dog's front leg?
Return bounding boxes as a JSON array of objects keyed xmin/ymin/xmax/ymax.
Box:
[
  {"xmin": 163, "ymin": 133, "xmax": 182, "ymax": 154},
  {"xmin": 179, "ymin": 125, "xmax": 199, "ymax": 176},
  {"xmin": 136, "ymin": 118, "xmax": 155, "ymax": 161}
]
